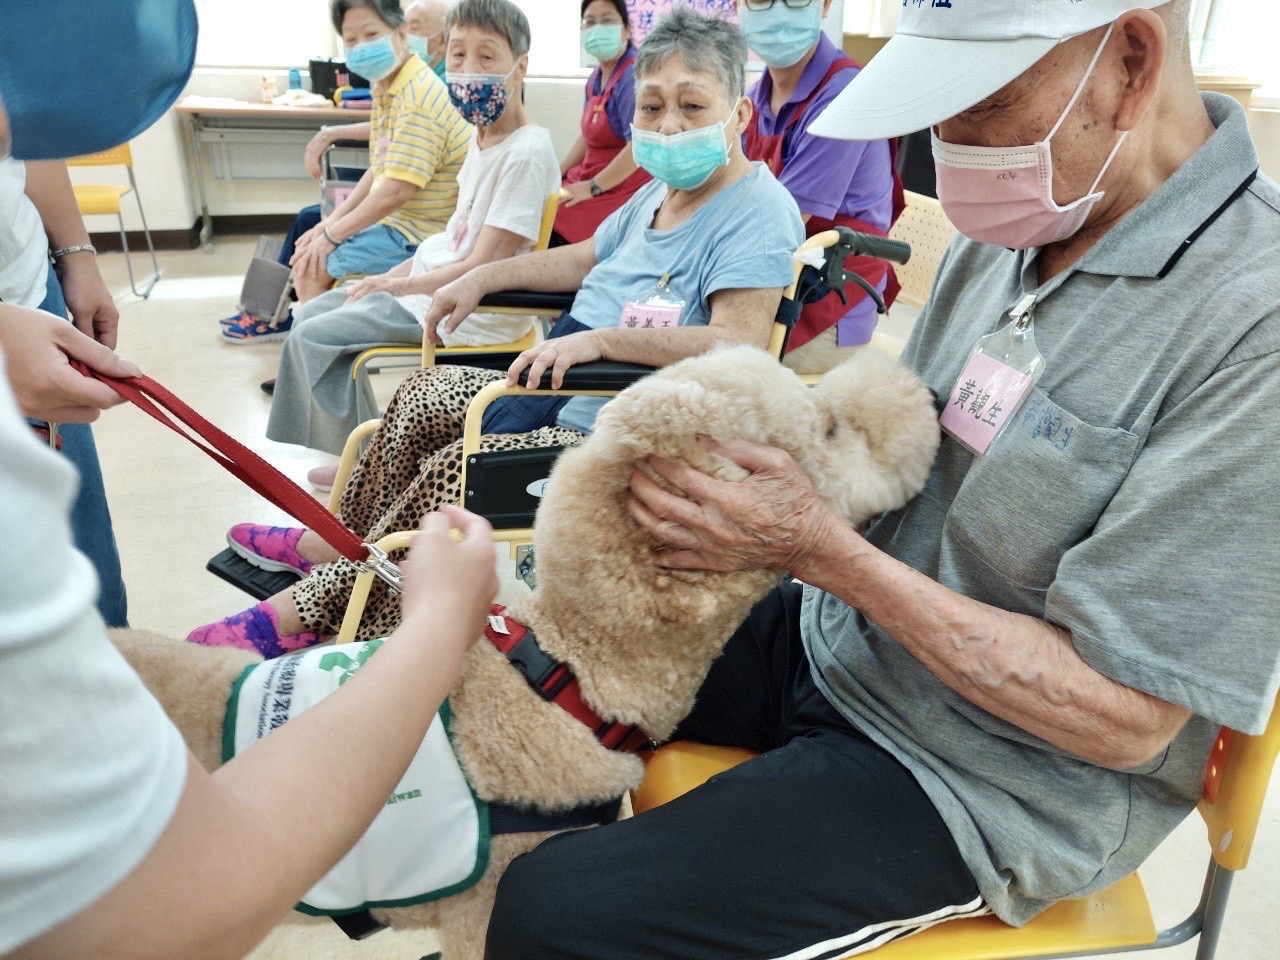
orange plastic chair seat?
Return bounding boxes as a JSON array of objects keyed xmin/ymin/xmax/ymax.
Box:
[
  {"xmin": 631, "ymin": 742, "xmax": 1158, "ymax": 960},
  {"xmin": 73, "ymin": 184, "xmax": 131, "ymax": 216}
]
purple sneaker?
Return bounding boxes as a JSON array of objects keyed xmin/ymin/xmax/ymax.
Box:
[
  {"xmin": 227, "ymin": 523, "xmax": 313, "ymax": 576},
  {"xmin": 187, "ymin": 601, "xmax": 325, "ymax": 658}
]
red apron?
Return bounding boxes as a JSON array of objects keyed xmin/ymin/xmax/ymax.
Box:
[
  {"xmin": 744, "ymin": 58, "xmax": 906, "ymax": 351},
  {"xmin": 555, "ymin": 53, "xmax": 652, "ymax": 244}
]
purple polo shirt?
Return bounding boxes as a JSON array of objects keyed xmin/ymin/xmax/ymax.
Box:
[
  {"xmin": 584, "ymin": 42, "xmax": 638, "ymax": 143},
  {"xmin": 748, "ymin": 34, "xmax": 896, "ymax": 344}
]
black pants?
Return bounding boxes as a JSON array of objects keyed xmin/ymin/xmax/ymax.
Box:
[{"xmin": 485, "ymin": 583, "xmax": 983, "ymax": 960}]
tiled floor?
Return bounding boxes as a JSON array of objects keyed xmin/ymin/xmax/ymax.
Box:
[{"xmin": 86, "ymin": 241, "xmax": 1278, "ymax": 959}]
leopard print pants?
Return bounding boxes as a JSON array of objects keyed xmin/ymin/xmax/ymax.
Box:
[{"xmin": 292, "ymin": 365, "xmax": 583, "ymax": 639}]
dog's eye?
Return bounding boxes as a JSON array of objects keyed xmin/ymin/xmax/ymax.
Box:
[{"xmin": 825, "ymin": 421, "xmax": 838, "ymax": 440}]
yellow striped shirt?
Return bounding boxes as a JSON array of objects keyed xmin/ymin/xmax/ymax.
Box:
[{"xmin": 370, "ymin": 55, "xmax": 471, "ymax": 244}]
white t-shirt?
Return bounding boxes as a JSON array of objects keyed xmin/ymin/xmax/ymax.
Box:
[
  {"xmin": 0, "ymin": 158, "xmax": 51, "ymax": 308},
  {"xmin": 0, "ymin": 359, "xmax": 188, "ymax": 953},
  {"xmin": 396, "ymin": 124, "xmax": 560, "ymax": 346}
]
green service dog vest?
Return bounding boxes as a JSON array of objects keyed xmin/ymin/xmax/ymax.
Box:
[{"xmin": 223, "ymin": 640, "xmax": 490, "ymax": 917}]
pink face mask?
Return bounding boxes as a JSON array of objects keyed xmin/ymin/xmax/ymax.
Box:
[{"xmin": 932, "ymin": 24, "xmax": 1127, "ymax": 250}]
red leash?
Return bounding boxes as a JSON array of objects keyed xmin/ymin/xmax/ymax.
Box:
[{"xmin": 73, "ymin": 363, "xmax": 402, "ymax": 591}]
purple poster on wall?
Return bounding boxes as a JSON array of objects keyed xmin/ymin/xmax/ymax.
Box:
[{"xmin": 625, "ymin": 0, "xmax": 740, "ymax": 45}]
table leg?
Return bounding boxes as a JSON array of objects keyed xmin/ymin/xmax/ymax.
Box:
[{"xmin": 186, "ymin": 114, "xmax": 214, "ymax": 252}]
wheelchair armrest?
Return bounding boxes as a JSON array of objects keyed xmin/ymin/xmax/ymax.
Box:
[
  {"xmin": 515, "ymin": 360, "xmax": 659, "ymax": 391},
  {"xmin": 478, "ymin": 289, "xmax": 576, "ymax": 312}
]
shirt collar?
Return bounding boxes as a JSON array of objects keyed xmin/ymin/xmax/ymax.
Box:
[
  {"xmin": 383, "ymin": 55, "xmax": 424, "ymax": 98},
  {"xmin": 1070, "ymin": 94, "xmax": 1260, "ymax": 280},
  {"xmin": 753, "ymin": 33, "xmax": 839, "ymax": 121}
]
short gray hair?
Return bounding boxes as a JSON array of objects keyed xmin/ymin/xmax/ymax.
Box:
[
  {"xmin": 635, "ymin": 6, "xmax": 746, "ymax": 102},
  {"xmin": 445, "ymin": 0, "xmax": 531, "ymax": 59},
  {"xmin": 330, "ymin": 0, "xmax": 404, "ymax": 36}
]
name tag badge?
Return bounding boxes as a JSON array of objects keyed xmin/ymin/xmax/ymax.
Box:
[
  {"xmin": 620, "ymin": 271, "xmax": 685, "ymax": 329},
  {"xmin": 940, "ymin": 294, "xmax": 1046, "ymax": 457}
]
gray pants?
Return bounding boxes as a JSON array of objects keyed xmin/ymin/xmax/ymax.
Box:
[{"xmin": 266, "ymin": 289, "xmax": 422, "ymax": 455}]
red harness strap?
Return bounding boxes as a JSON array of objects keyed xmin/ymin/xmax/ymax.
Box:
[{"xmin": 484, "ymin": 605, "xmax": 652, "ymax": 754}]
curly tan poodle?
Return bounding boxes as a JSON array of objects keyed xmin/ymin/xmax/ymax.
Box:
[{"xmin": 111, "ymin": 344, "xmax": 941, "ymax": 959}]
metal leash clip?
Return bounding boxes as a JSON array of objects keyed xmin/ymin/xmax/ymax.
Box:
[{"xmin": 358, "ymin": 543, "xmax": 404, "ymax": 594}]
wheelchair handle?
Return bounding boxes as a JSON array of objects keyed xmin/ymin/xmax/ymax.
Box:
[{"xmin": 836, "ymin": 228, "xmax": 912, "ymax": 266}]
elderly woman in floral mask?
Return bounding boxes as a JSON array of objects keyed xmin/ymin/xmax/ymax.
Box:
[{"xmin": 191, "ymin": 6, "xmax": 806, "ymax": 655}]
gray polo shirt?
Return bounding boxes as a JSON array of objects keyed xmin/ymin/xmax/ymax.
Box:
[{"xmin": 802, "ymin": 93, "xmax": 1280, "ymax": 925}]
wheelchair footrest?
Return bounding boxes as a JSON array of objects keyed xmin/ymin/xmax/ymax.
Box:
[{"xmin": 206, "ymin": 547, "xmax": 302, "ymax": 600}]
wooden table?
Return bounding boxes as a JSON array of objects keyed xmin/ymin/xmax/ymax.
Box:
[{"xmin": 175, "ymin": 100, "xmax": 369, "ymax": 250}]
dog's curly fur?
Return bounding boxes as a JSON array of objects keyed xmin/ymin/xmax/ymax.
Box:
[{"xmin": 111, "ymin": 345, "xmax": 940, "ymax": 959}]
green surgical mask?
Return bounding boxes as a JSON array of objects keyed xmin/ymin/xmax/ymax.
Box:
[{"xmin": 582, "ymin": 23, "xmax": 625, "ymax": 63}]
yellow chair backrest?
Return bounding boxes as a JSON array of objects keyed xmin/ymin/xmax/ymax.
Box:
[
  {"xmin": 535, "ymin": 193, "xmax": 562, "ymax": 253},
  {"xmin": 67, "ymin": 144, "xmax": 134, "ymax": 168},
  {"xmin": 888, "ymin": 190, "xmax": 956, "ymax": 309},
  {"xmin": 1199, "ymin": 694, "xmax": 1280, "ymax": 871}
]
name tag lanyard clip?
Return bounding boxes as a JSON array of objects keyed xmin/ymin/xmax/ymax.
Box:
[
  {"xmin": 940, "ymin": 293, "xmax": 1046, "ymax": 457},
  {"xmin": 620, "ymin": 271, "xmax": 686, "ymax": 329}
]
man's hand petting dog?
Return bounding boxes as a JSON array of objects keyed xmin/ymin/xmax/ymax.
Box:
[
  {"xmin": 398, "ymin": 505, "xmax": 499, "ymax": 650},
  {"xmin": 628, "ymin": 437, "xmax": 839, "ymax": 576}
]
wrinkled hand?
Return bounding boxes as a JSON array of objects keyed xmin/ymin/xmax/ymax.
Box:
[
  {"xmin": 424, "ymin": 274, "xmax": 485, "ymax": 343},
  {"xmin": 57, "ymin": 255, "xmax": 121, "ymax": 349},
  {"xmin": 398, "ymin": 505, "xmax": 498, "ymax": 647},
  {"xmin": 561, "ymin": 180, "xmax": 594, "ymax": 208},
  {"xmin": 506, "ymin": 330, "xmax": 602, "ymax": 389},
  {"xmin": 289, "ymin": 224, "xmax": 335, "ymax": 277},
  {"xmin": 627, "ymin": 437, "xmax": 836, "ymax": 574},
  {"xmin": 303, "ymin": 129, "xmax": 335, "ymax": 180},
  {"xmin": 0, "ymin": 305, "xmax": 141, "ymax": 422},
  {"xmin": 345, "ymin": 272, "xmax": 407, "ymax": 303}
]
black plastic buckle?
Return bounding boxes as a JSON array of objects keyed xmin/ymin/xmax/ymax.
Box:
[{"xmin": 505, "ymin": 629, "xmax": 573, "ymax": 701}]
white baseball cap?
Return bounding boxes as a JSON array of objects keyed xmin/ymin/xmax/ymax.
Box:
[{"xmin": 810, "ymin": 0, "xmax": 1166, "ymax": 141}]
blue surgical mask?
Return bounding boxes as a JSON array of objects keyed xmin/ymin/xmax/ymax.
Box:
[
  {"xmin": 740, "ymin": 2, "xmax": 822, "ymax": 68},
  {"xmin": 346, "ymin": 34, "xmax": 401, "ymax": 83},
  {"xmin": 447, "ymin": 68, "xmax": 515, "ymax": 127},
  {"xmin": 630, "ymin": 121, "xmax": 730, "ymax": 191},
  {"xmin": 0, "ymin": 0, "xmax": 197, "ymax": 160},
  {"xmin": 407, "ymin": 30, "xmax": 444, "ymax": 73}
]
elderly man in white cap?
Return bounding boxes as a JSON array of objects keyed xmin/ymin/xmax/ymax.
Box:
[{"xmin": 484, "ymin": 2, "xmax": 1280, "ymax": 958}]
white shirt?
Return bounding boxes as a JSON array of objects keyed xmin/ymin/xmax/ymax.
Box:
[
  {"xmin": 396, "ymin": 124, "xmax": 560, "ymax": 345},
  {"xmin": 0, "ymin": 358, "xmax": 187, "ymax": 953},
  {"xmin": 0, "ymin": 158, "xmax": 50, "ymax": 308}
]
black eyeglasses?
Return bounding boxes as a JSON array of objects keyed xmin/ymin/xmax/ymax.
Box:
[{"xmin": 743, "ymin": 0, "xmax": 816, "ymax": 11}]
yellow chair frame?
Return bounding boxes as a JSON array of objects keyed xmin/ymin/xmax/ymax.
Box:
[
  {"xmin": 68, "ymin": 143, "xmax": 160, "ymax": 298},
  {"xmin": 348, "ymin": 192, "xmax": 564, "ymax": 381},
  {"xmin": 331, "ymin": 231, "xmax": 838, "ymax": 641},
  {"xmin": 632, "ymin": 697, "xmax": 1280, "ymax": 960}
]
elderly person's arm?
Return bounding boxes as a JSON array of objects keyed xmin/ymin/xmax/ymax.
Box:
[
  {"xmin": 425, "ymin": 239, "xmax": 602, "ymax": 331},
  {"xmin": 303, "ymin": 122, "xmax": 372, "ymax": 180},
  {"xmin": 345, "ymin": 224, "xmax": 534, "ymax": 307},
  {"xmin": 510, "ymin": 284, "xmax": 778, "ymax": 389},
  {"xmin": 628, "ymin": 439, "xmax": 1192, "ymax": 771}
]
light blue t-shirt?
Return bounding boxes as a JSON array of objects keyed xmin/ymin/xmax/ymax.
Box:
[{"xmin": 556, "ymin": 163, "xmax": 804, "ymax": 433}]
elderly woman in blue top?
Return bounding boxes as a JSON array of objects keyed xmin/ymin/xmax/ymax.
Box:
[{"xmin": 189, "ymin": 6, "xmax": 806, "ymax": 656}]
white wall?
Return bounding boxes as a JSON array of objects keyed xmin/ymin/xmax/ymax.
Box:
[{"xmin": 70, "ymin": 69, "xmax": 591, "ymax": 235}]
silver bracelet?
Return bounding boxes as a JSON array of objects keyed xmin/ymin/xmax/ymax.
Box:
[
  {"xmin": 322, "ymin": 226, "xmax": 343, "ymax": 246},
  {"xmin": 51, "ymin": 243, "xmax": 97, "ymax": 259}
]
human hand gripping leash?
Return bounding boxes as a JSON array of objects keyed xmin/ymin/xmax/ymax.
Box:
[{"xmin": 71, "ymin": 362, "xmax": 405, "ymax": 593}]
